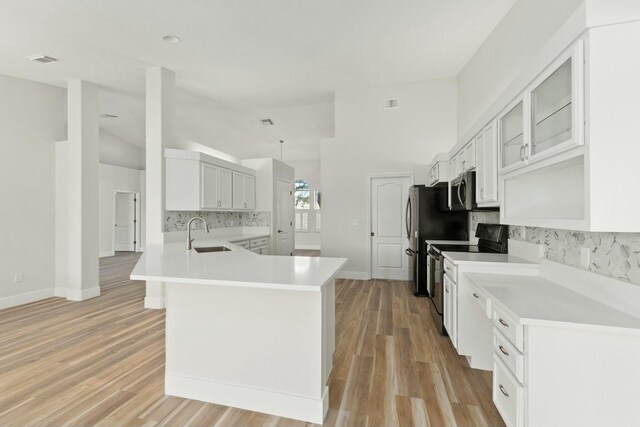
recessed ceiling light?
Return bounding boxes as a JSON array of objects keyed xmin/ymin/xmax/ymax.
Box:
[
  {"xmin": 99, "ymin": 113, "xmax": 118, "ymax": 119},
  {"xmin": 162, "ymin": 35, "xmax": 181, "ymax": 43},
  {"xmin": 24, "ymin": 54, "xmax": 59, "ymax": 63},
  {"xmin": 260, "ymin": 118, "xmax": 274, "ymax": 126}
]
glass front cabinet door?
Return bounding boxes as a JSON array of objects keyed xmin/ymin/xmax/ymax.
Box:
[
  {"xmin": 528, "ymin": 40, "xmax": 584, "ymax": 162},
  {"xmin": 499, "ymin": 98, "xmax": 525, "ymax": 172},
  {"xmin": 498, "ymin": 40, "xmax": 584, "ymax": 174}
]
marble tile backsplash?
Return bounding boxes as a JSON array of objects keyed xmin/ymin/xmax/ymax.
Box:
[
  {"xmin": 509, "ymin": 226, "xmax": 640, "ymax": 286},
  {"xmin": 164, "ymin": 211, "xmax": 271, "ymax": 232},
  {"xmin": 468, "ymin": 211, "xmax": 501, "ymax": 244}
]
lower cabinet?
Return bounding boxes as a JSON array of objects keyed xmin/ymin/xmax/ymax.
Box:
[
  {"xmin": 489, "ymin": 299, "xmax": 640, "ymax": 427},
  {"xmin": 443, "ymin": 274, "xmax": 457, "ymax": 348},
  {"xmin": 234, "ymin": 237, "xmax": 269, "ymax": 255}
]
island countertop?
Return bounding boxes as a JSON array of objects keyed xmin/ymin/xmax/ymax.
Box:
[{"xmin": 131, "ymin": 240, "xmax": 347, "ymax": 292}]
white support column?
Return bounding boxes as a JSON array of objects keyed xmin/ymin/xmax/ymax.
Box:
[
  {"xmin": 145, "ymin": 67, "xmax": 175, "ymax": 309},
  {"xmin": 65, "ymin": 80, "xmax": 100, "ymax": 301}
]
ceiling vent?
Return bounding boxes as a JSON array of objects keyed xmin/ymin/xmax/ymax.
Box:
[
  {"xmin": 384, "ymin": 99, "xmax": 399, "ymax": 109},
  {"xmin": 99, "ymin": 114, "xmax": 119, "ymax": 119},
  {"xmin": 260, "ymin": 118, "xmax": 274, "ymax": 126},
  {"xmin": 24, "ymin": 54, "xmax": 59, "ymax": 63}
]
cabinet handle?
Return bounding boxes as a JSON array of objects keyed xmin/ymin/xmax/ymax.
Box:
[
  {"xmin": 498, "ymin": 345, "xmax": 509, "ymax": 356},
  {"xmin": 473, "ymin": 293, "xmax": 479, "ymax": 299},
  {"xmin": 519, "ymin": 146, "xmax": 525, "ymax": 162},
  {"xmin": 499, "ymin": 384, "xmax": 510, "ymax": 398},
  {"xmin": 525, "ymin": 143, "xmax": 531, "ymax": 159},
  {"xmin": 445, "ymin": 285, "xmax": 449, "ymax": 294},
  {"xmin": 498, "ymin": 318, "xmax": 509, "ymax": 327}
]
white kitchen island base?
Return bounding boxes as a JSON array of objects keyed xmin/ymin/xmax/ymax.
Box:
[{"xmin": 164, "ymin": 279, "xmax": 336, "ymax": 424}]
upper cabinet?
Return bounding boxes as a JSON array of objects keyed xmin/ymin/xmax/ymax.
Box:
[
  {"xmin": 499, "ymin": 41, "xmax": 584, "ymax": 174},
  {"xmin": 428, "ymin": 156, "xmax": 451, "ymax": 186},
  {"xmin": 165, "ymin": 149, "xmax": 256, "ymax": 212},
  {"xmin": 475, "ymin": 121, "xmax": 498, "ymax": 206},
  {"xmin": 498, "ymin": 98, "xmax": 525, "ymax": 172},
  {"xmin": 201, "ymin": 164, "xmax": 233, "ymax": 210},
  {"xmin": 232, "ymin": 172, "xmax": 256, "ymax": 210}
]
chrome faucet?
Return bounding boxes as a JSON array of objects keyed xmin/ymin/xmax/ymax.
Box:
[{"xmin": 187, "ymin": 217, "xmax": 210, "ymax": 250}]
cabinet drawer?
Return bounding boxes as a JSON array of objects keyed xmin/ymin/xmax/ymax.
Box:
[
  {"xmin": 250, "ymin": 237, "xmax": 269, "ymax": 248},
  {"xmin": 493, "ymin": 357, "xmax": 525, "ymax": 427},
  {"xmin": 234, "ymin": 240, "xmax": 251, "ymax": 249},
  {"xmin": 443, "ymin": 259, "xmax": 457, "ymax": 282},
  {"xmin": 468, "ymin": 282, "xmax": 491, "ymax": 318},
  {"xmin": 493, "ymin": 303, "xmax": 523, "ymax": 352},
  {"xmin": 494, "ymin": 329, "xmax": 525, "ymax": 384}
]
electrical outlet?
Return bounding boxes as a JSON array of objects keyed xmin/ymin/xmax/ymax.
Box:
[
  {"xmin": 580, "ymin": 247, "xmax": 590, "ymax": 268},
  {"xmin": 520, "ymin": 227, "xmax": 526, "ymax": 239},
  {"xmin": 14, "ymin": 273, "xmax": 23, "ymax": 282}
]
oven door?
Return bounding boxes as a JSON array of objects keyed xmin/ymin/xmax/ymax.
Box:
[{"xmin": 427, "ymin": 248, "xmax": 443, "ymax": 309}]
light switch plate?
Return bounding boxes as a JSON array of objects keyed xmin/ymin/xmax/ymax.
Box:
[{"xmin": 14, "ymin": 273, "xmax": 23, "ymax": 282}]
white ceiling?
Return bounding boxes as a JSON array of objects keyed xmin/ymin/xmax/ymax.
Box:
[{"xmin": 0, "ymin": 0, "xmax": 516, "ymax": 160}]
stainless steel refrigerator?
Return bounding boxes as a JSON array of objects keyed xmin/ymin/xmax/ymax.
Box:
[{"xmin": 404, "ymin": 185, "xmax": 468, "ymax": 296}]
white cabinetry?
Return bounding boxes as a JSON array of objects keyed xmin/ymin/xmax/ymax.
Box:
[
  {"xmin": 450, "ymin": 140, "xmax": 476, "ymax": 180},
  {"xmin": 232, "ymin": 237, "xmax": 270, "ymax": 254},
  {"xmin": 201, "ymin": 164, "xmax": 232, "ymax": 210},
  {"xmin": 443, "ymin": 273, "xmax": 457, "ymax": 348},
  {"xmin": 232, "ymin": 172, "xmax": 255, "ymax": 210},
  {"xmin": 165, "ymin": 149, "xmax": 256, "ymax": 212},
  {"xmin": 498, "ymin": 41, "xmax": 584, "ymax": 175},
  {"xmin": 475, "ymin": 121, "xmax": 499, "ymax": 206},
  {"xmin": 500, "ymin": 25, "xmax": 640, "ymax": 231},
  {"xmin": 428, "ymin": 159, "xmax": 450, "ymax": 186}
]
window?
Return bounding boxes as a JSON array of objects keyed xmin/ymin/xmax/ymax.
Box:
[
  {"xmin": 295, "ymin": 179, "xmax": 310, "ymax": 231},
  {"xmin": 294, "ymin": 179, "xmax": 310, "ymax": 210}
]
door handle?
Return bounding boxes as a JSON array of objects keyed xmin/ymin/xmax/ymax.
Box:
[{"xmin": 278, "ymin": 229, "xmax": 283, "ymax": 233}]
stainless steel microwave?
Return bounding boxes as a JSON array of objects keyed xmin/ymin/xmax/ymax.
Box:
[{"xmin": 450, "ymin": 171, "xmax": 476, "ymax": 211}]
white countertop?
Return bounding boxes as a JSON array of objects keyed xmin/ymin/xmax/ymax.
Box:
[
  {"xmin": 442, "ymin": 251, "xmax": 536, "ymax": 266},
  {"xmin": 467, "ymin": 273, "xmax": 640, "ymax": 333},
  {"xmin": 223, "ymin": 232, "xmax": 270, "ymax": 242},
  {"xmin": 131, "ymin": 238, "xmax": 347, "ymax": 292},
  {"xmin": 425, "ymin": 239, "xmax": 470, "ymax": 245}
]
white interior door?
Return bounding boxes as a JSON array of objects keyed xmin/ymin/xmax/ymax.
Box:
[
  {"xmin": 371, "ymin": 176, "xmax": 412, "ymax": 280},
  {"xmin": 114, "ymin": 192, "xmax": 136, "ymax": 252},
  {"xmin": 276, "ymin": 179, "xmax": 294, "ymax": 256}
]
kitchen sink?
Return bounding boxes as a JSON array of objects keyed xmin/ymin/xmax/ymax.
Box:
[{"xmin": 193, "ymin": 246, "xmax": 232, "ymax": 253}]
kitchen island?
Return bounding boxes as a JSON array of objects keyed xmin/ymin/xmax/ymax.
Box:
[{"xmin": 131, "ymin": 239, "xmax": 346, "ymax": 424}]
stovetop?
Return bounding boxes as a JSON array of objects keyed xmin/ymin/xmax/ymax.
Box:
[{"xmin": 430, "ymin": 244, "xmax": 499, "ymax": 254}]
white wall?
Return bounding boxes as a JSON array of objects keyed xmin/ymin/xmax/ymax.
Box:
[
  {"xmin": 321, "ymin": 78, "xmax": 457, "ymax": 278},
  {"xmin": 0, "ymin": 74, "xmax": 66, "ymax": 308},
  {"xmin": 289, "ymin": 159, "xmax": 321, "ymax": 250},
  {"xmin": 100, "ymin": 130, "xmax": 145, "ymax": 170},
  {"xmin": 99, "ymin": 164, "xmax": 143, "ymax": 257},
  {"xmin": 456, "ymin": 0, "xmax": 584, "ymax": 139}
]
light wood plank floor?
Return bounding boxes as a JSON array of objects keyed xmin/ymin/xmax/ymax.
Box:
[{"xmin": 0, "ymin": 252, "xmax": 503, "ymax": 427}]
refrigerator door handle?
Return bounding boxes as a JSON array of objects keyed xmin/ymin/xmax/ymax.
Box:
[{"xmin": 405, "ymin": 196, "xmax": 411, "ymax": 239}]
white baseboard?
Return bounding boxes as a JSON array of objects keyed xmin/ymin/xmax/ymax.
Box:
[
  {"xmin": 166, "ymin": 373, "xmax": 328, "ymax": 424},
  {"xmin": 65, "ymin": 286, "xmax": 101, "ymax": 301},
  {"xmin": 99, "ymin": 250, "xmax": 115, "ymax": 258},
  {"xmin": 144, "ymin": 296, "xmax": 165, "ymax": 309},
  {"xmin": 0, "ymin": 288, "xmax": 55, "ymax": 310},
  {"xmin": 336, "ymin": 270, "xmax": 369, "ymax": 280}
]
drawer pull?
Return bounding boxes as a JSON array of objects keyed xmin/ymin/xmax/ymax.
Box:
[
  {"xmin": 498, "ymin": 318, "xmax": 509, "ymax": 327},
  {"xmin": 498, "ymin": 345, "xmax": 509, "ymax": 356},
  {"xmin": 445, "ymin": 287, "xmax": 450, "ymax": 294},
  {"xmin": 499, "ymin": 384, "xmax": 509, "ymax": 398},
  {"xmin": 472, "ymin": 293, "xmax": 479, "ymax": 299}
]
